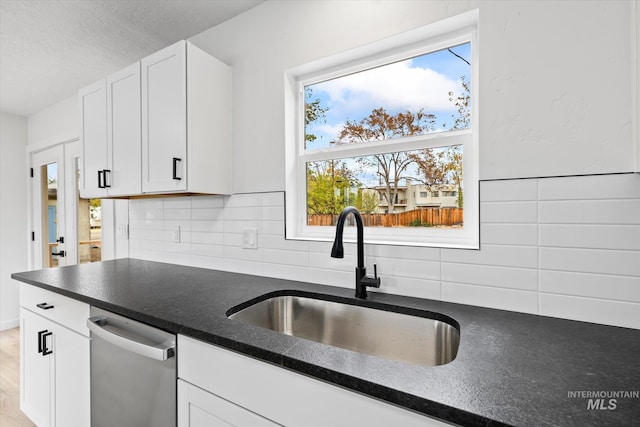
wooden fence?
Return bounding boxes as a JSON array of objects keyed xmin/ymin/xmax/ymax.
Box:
[{"xmin": 308, "ymin": 208, "xmax": 463, "ymax": 227}]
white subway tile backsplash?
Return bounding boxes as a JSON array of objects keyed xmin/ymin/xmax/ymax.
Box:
[
  {"xmin": 223, "ymin": 220, "xmax": 262, "ymax": 234},
  {"xmin": 377, "ymin": 276, "xmax": 441, "ymax": 300},
  {"xmin": 127, "ymin": 177, "xmax": 640, "ymax": 329},
  {"xmin": 263, "ymin": 248, "xmax": 308, "ymax": 267},
  {"xmin": 262, "ymin": 192, "xmax": 284, "ymax": 207},
  {"xmin": 262, "ymin": 262, "xmax": 309, "ymax": 282},
  {"xmin": 539, "ymin": 173, "xmax": 640, "ymax": 200},
  {"xmin": 223, "ymin": 258, "xmax": 263, "ymax": 276},
  {"xmin": 164, "ymin": 197, "xmax": 192, "ymax": 209},
  {"xmin": 480, "ymin": 178, "xmax": 538, "ymax": 201},
  {"xmin": 262, "ymin": 220, "xmax": 284, "ymax": 236},
  {"xmin": 308, "ymin": 268, "xmax": 352, "ymax": 289},
  {"xmin": 540, "ymin": 199, "xmax": 640, "ymax": 224},
  {"xmin": 262, "ymin": 206, "xmax": 284, "ymax": 221},
  {"xmin": 442, "ymin": 244, "xmax": 538, "ymax": 269},
  {"xmin": 372, "ymin": 257, "xmax": 440, "ymax": 281},
  {"xmin": 164, "ymin": 208, "xmax": 191, "ymax": 221},
  {"xmin": 191, "ymin": 232, "xmax": 223, "ymax": 246},
  {"xmin": 192, "ymin": 220, "xmax": 223, "ymax": 233},
  {"xmin": 540, "ymin": 270, "xmax": 640, "ymax": 303},
  {"xmin": 481, "ymin": 224, "xmax": 538, "ymax": 246},
  {"xmin": 224, "ymin": 245, "xmax": 262, "ymax": 263},
  {"xmin": 192, "ymin": 195, "xmax": 224, "ymax": 209},
  {"xmin": 540, "ymin": 247, "xmax": 640, "ymax": 276},
  {"xmin": 191, "ymin": 208, "xmax": 224, "ymax": 222},
  {"xmin": 540, "ymin": 224, "xmax": 640, "ymax": 250},
  {"xmin": 224, "ymin": 206, "xmax": 262, "ymax": 221},
  {"xmin": 261, "ymin": 234, "xmax": 308, "ymax": 252},
  {"xmin": 480, "ymin": 201, "xmax": 538, "ymax": 223},
  {"xmin": 224, "ymin": 193, "xmax": 262, "ymax": 208},
  {"xmin": 539, "ymin": 294, "xmax": 640, "ymax": 329},
  {"xmin": 366, "ymin": 244, "xmax": 440, "ymax": 262},
  {"xmin": 141, "ymin": 208, "xmax": 164, "ymax": 221},
  {"xmin": 442, "ymin": 282, "xmax": 538, "ymax": 314},
  {"xmin": 188, "ymin": 243, "xmax": 224, "ymax": 259},
  {"xmin": 442, "ymin": 263, "xmax": 538, "ymax": 291},
  {"xmin": 307, "ymin": 240, "xmax": 337, "ymax": 254}
]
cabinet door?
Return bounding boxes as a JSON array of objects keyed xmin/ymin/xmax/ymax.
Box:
[
  {"xmin": 53, "ymin": 325, "xmax": 90, "ymax": 427},
  {"xmin": 79, "ymin": 79, "xmax": 108, "ymax": 199},
  {"xmin": 107, "ymin": 62, "xmax": 142, "ymax": 196},
  {"xmin": 142, "ymin": 40, "xmax": 187, "ymax": 193},
  {"xmin": 20, "ymin": 309, "xmax": 52, "ymax": 427},
  {"xmin": 178, "ymin": 380, "xmax": 279, "ymax": 427}
]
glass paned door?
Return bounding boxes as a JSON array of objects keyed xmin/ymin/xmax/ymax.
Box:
[{"xmin": 32, "ymin": 146, "xmax": 66, "ymax": 268}]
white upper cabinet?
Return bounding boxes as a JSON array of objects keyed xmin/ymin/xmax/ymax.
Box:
[
  {"xmin": 141, "ymin": 40, "xmax": 232, "ymax": 195},
  {"xmin": 107, "ymin": 62, "xmax": 142, "ymax": 196},
  {"xmin": 80, "ymin": 63, "xmax": 141, "ymax": 198},
  {"xmin": 141, "ymin": 41, "xmax": 187, "ymax": 193},
  {"xmin": 79, "ymin": 80, "xmax": 108, "ymax": 198},
  {"xmin": 80, "ymin": 40, "xmax": 231, "ymax": 198}
]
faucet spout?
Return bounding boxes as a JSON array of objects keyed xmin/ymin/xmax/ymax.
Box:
[{"xmin": 331, "ymin": 206, "xmax": 380, "ymax": 299}]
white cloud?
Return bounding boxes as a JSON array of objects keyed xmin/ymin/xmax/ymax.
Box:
[{"xmin": 314, "ymin": 60, "xmax": 461, "ymax": 115}]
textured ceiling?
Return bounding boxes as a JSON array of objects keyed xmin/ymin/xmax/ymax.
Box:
[{"xmin": 0, "ymin": 0, "xmax": 263, "ymax": 117}]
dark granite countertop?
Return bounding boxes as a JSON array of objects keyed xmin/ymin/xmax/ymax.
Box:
[{"xmin": 12, "ymin": 258, "xmax": 640, "ymax": 426}]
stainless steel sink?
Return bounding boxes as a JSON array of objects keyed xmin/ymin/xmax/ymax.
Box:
[{"xmin": 228, "ymin": 295, "xmax": 459, "ymax": 367}]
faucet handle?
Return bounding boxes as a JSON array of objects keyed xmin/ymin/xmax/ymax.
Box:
[{"xmin": 367, "ymin": 264, "xmax": 381, "ymax": 288}]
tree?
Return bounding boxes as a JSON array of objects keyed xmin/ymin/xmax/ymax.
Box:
[
  {"xmin": 332, "ymin": 107, "xmax": 436, "ymax": 213},
  {"xmin": 354, "ymin": 189, "xmax": 379, "ymax": 214},
  {"xmin": 412, "ymin": 75, "xmax": 469, "ymax": 207},
  {"xmin": 306, "ymin": 161, "xmax": 357, "ymax": 215},
  {"xmin": 305, "ymin": 87, "xmax": 328, "ymax": 145}
]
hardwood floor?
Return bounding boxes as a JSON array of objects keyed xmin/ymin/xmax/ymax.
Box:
[{"xmin": 0, "ymin": 328, "xmax": 36, "ymax": 427}]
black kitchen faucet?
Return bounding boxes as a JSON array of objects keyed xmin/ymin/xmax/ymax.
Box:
[{"xmin": 330, "ymin": 206, "xmax": 381, "ymax": 299}]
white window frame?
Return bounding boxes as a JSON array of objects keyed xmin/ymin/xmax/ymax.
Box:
[{"xmin": 284, "ymin": 10, "xmax": 479, "ymax": 249}]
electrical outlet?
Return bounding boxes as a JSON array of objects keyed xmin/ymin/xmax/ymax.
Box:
[
  {"xmin": 242, "ymin": 228, "xmax": 258, "ymax": 249},
  {"xmin": 170, "ymin": 226, "xmax": 180, "ymax": 243}
]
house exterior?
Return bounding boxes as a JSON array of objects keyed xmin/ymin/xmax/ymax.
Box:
[{"xmin": 369, "ymin": 183, "xmax": 460, "ymax": 214}]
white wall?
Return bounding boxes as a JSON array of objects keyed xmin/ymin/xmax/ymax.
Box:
[
  {"xmin": 190, "ymin": 0, "xmax": 637, "ymax": 193},
  {"xmin": 27, "ymin": 95, "xmax": 78, "ymax": 148},
  {"xmin": 0, "ymin": 113, "xmax": 28, "ymax": 329}
]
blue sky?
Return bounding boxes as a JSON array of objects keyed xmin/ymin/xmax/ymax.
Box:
[{"xmin": 305, "ymin": 42, "xmax": 471, "ymax": 150}]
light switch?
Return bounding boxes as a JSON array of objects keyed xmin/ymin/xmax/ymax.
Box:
[
  {"xmin": 117, "ymin": 224, "xmax": 129, "ymax": 240},
  {"xmin": 242, "ymin": 228, "xmax": 258, "ymax": 249}
]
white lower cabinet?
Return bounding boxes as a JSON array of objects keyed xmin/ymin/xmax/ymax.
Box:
[
  {"xmin": 20, "ymin": 285, "xmax": 90, "ymax": 427},
  {"xmin": 178, "ymin": 335, "xmax": 451, "ymax": 427},
  {"xmin": 178, "ymin": 379, "xmax": 279, "ymax": 427}
]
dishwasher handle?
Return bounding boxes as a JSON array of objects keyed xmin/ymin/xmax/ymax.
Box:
[{"xmin": 87, "ymin": 316, "xmax": 175, "ymax": 361}]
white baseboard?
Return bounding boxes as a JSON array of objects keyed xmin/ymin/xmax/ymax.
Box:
[{"xmin": 0, "ymin": 318, "xmax": 20, "ymax": 331}]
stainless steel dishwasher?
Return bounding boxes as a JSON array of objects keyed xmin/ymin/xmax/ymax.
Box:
[{"xmin": 87, "ymin": 307, "xmax": 176, "ymax": 427}]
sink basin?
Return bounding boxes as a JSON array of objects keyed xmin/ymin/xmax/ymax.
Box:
[{"xmin": 228, "ymin": 294, "xmax": 459, "ymax": 367}]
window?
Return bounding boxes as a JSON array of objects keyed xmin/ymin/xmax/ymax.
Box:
[
  {"xmin": 420, "ymin": 191, "xmax": 429, "ymax": 198},
  {"xmin": 285, "ymin": 10, "xmax": 479, "ymax": 248}
]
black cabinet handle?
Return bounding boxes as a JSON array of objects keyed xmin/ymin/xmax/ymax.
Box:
[
  {"xmin": 51, "ymin": 250, "xmax": 65, "ymax": 258},
  {"xmin": 172, "ymin": 157, "xmax": 182, "ymax": 181},
  {"xmin": 36, "ymin": 302, "xmax": 54, "ymax": 310},
  {"xmin": 103, "ymin": 169, "xmax": 111, "ymax": 188},
  {"xmin": 42, "ymin": 331, "xmax": 53, "ymax": 356},
  {"xmin": 98, "ymin": 170, "xmax": 105, "ymax": 188},
  {"xmin": 37, "ymin": 329, "xmax": 48, "ymax": 353}
]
